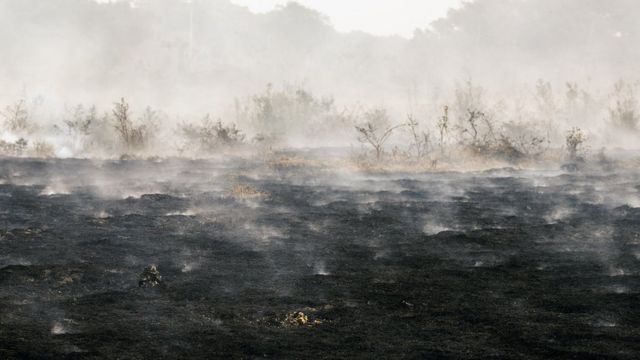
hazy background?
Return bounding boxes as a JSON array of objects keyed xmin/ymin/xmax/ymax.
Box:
[
  {"xmin": 1, "ymin": 0, "xmax": 637, "ymax": 113},
  {"xmin": 229, "ymin": 0, "xmax": 464, "ymax": 37}
]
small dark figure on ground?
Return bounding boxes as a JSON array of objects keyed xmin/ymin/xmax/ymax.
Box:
[{"xmin": 138, "ymin": 265, "xmax": 162, "ymax": 288}]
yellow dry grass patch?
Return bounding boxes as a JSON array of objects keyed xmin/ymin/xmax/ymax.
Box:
[
  {"xmin": 228, "ymin": 184, "xmax": 270, "ymax": 199},
  {"xmin": 266, "ymin": 155, "xmax": 324, "ymax": 169}
]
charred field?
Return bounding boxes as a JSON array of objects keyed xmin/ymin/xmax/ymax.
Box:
[{"xmin": 1, "ymin": 155, "xmax": 640, "ymax": 359}]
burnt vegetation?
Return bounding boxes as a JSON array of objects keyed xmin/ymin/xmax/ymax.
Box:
[
  {"xmin": 0, "ymin": 79, "xmax": 637, "ymax": 168},
  {"xmin": 180, "ymin": 115, "xmax": 245, "ymax": 154},
  {"xmin": 2, "ymin": 0, "xmax": 640, "ymax": 358}
]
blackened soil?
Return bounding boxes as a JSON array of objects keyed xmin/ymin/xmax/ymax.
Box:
[{"xmin": 0, "ymin": 157, "xmax": 639, "ymax": 359}]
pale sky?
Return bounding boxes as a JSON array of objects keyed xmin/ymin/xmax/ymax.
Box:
[{"xmin": 229, "ymin": 0, "xmax": 465, "ymax": 38}]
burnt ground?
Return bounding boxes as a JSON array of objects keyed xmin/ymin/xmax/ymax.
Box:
[{"xmin": 0, "ymin": 156, "xmax": 639, "ymax": 359}]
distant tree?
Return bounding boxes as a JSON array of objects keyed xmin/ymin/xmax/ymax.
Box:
[
  {"xmin": 565, "ymin": 82, "xmax": 579, "ymax": 104},
  {"xmin": 535, "ymin": 80, "xmax": 555, "ymax": 108},
  {"xmin": 1, "ymin": 100, "xmax": 29, "ymax": 132},
  {"xmin": 609, "ymin": 80, "xmax": 639, "ymax": 130}
]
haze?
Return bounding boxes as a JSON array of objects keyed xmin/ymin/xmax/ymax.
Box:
[
  {"xmin": 229, "ymin": 0, "xmax": 465, "ymax": 37},
  {"xmin": 0, "ymin": 0, "xmax": 639, "ymax": 153}
]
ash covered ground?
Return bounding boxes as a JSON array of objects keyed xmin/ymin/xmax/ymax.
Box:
[{"xmin": 1, "ymin": 155, "xmax": 639, "ymax": 359}]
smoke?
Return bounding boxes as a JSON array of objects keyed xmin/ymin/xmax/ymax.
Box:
[
  {"xmin": 0, "ymin": 0, "xmax": 639, "ymax": 158},
  {"xmin": 1, "ymin": 0, "xmax": 638, "ymax": 106}
]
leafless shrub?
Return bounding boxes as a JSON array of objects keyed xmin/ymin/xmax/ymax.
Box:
[
  {"xmin": 0, "ymin": 138, "xmax": 28, "ymax": 156},
  {"xmin": 181, "ymin": 114, "xmax": 244, "ymax": 153},
  {"xmin": 453, "ymin": 80, "xmax": 485, "ymax": 122},
  {"xmin": 451, "ymin": 80, "xmax": 498, "ymax": 151},
  {"xmin": 491, "ymin": 134, "xmax": 547, "ymax": 162},
  {"xmin": 2, "ymin": 100, "xmax": 29, "ymax": 132},
  {"xmin": 437, "ymin": 105, "xmax": 449, "ymax": 153},
  {"xmin": 113, "ymin": 98, "xmax": 134, "ymax": 145},
  {"xmin": 112, "ymin": 98, "xmax": 154, "ymax": 150},
  {"xmin": 565, "ymin": 127, "xmax": 586, "ymax": 161},
  {"xmin": 236, "ymin": 84, "xmax": 349, "ymax": 144},
  {"xmin": 498, "ymin": 120, "xmax": 550, "ymax": 161},
  {"xmin": 406, "ymin": 115, "xmax": 431, "ymax": 160},
  {"xmin": 64, "ymin": 105, "xmax": 97, "ymax": 136},
  {"xmin": 32, "ymin": 141, "xmax": 55, "ymax": 158},
  {"xmin": 355, "ymin": 108, "xmax": 406, "ymax": 161},
  {"xmin": 453, "ymin": 109, "xmax": 502, "ymax": 161},
  {"xmin": 490, "ymin": 136, "xmax": 525, "ymax": 162},
  {"xmin": 461, "ymin": 110, "xmax": 491, "ymax": 144},
  {"xmin": 139, "ymin": 106, "xmax": 159, "ymax": 130}
]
